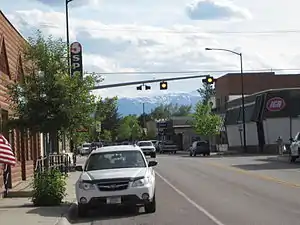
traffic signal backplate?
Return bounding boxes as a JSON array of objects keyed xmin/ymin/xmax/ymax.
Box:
[{"xmin": 160, "ymin": 81, "xmax": 168, "ymax": 90}]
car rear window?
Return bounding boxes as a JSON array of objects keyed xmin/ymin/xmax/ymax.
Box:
[
  {"xmin": 85, "ymin": 150, "xmax": 146, "ymax": 171},
  {"xmin": 197, "ymin": 141, "xmax": 208, "ymax": 146}
]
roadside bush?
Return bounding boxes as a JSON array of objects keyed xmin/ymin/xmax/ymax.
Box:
[{"xmin": 31, "ymin": 169, "xmax": 67, "ymax": 206}]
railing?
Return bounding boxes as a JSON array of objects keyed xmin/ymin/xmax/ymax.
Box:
[
  {"xmin": 35, "ymin": 153, "xmax": 73, "ymax": 173},
  {"xmin": 2, "ymin": 153, "xmax": 74, "ymax": 198}
]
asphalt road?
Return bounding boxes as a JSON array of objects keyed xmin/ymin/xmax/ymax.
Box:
[{"xmin": 73, "ymin": 154, "xmax": 300, "ymax": 225}]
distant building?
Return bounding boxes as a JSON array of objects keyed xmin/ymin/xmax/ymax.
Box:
[
  {"xmin": 156, "ymin": 117, "xmax": 202, "ymax": 150},
  {"xmin": 225, "ymin": 88, "xmax": 300, "ymax": 153},
  {"xmin": 214, "ymin": 72, "xmax": 300, "ymax": 113},
  {"xmin": 212, "ymin": 72, "xmax": 300, "ymax": 153}
]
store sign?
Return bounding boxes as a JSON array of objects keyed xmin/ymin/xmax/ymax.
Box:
[
  {"xmin": 266, "ymin": 97, "xmax": 286, "ymax": 112},
  {"xmin": 70, "ymin": 42, "xmax": 83, "ymax": 78}
]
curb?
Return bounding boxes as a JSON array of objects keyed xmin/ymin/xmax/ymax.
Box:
[{"xmin": 54, "ymin": 202, "xmax": 77, "ymax": 225}]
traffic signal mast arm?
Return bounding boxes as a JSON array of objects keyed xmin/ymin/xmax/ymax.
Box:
[{"xmin": 91, "ymin": 74, "xmax": 212, "ymax": 90}]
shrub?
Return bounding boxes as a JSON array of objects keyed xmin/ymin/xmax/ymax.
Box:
[{"xmin": 31, "ymin": 169, "xmax": 67, "ymax": 206}]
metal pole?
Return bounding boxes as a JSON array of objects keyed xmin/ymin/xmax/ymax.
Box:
[
  {"xmin": 240, "ymin": 53, "xmax": 247, "ymax": 152},
  {"xmin": 142, "ymin": 103, "xmax": 146, "ymax": 128},
  {"xmin": 66, "ymin": 0, "xmax": 70, "ymax": 75}
]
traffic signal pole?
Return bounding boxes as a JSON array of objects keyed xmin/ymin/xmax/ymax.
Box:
[{"xmin": 91, "ymin": 74, "xmax": 209, "ymax": 90}]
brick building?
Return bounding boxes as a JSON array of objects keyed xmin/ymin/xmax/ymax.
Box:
[
  {"xmin": 214, "ymin": 72, "xmax": 300, "ymax": 110},
  {"xmin": 213, "ymin": 72, "xmax": 300, "ymax": 152},
  {"xmin": 0, "ymin": 11, "xmax": 42, "ymax": 191}
]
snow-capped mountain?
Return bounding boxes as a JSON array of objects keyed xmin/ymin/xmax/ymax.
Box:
[{"xmin": 117, "ymin": 91, "xmax": 200, "ymax": 116}]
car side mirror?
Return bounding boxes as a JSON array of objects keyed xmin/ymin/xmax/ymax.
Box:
[
  {"xmin": 75, "ymin": 165, "xmax": 83, "ymax": 171},
  {"xmin": 148, "ymin": 161, "xmax": 158, "ymax": 167}
]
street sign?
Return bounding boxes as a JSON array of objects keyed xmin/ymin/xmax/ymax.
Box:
[{"xmin": 70, "ymin": 42, "xmax": 83, "ymax": 78}]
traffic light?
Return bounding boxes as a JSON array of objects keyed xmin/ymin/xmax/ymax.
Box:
[
  {"xmin": 136, "ymin": 85, "xmax": 151, "ymax": 90},
  {"xmin": 160, "ymin": 81, "xmax": 168, "ymax": 90},
  {"xmin": 202, "ymin": 75, "xmax": 216, "ymax": 85}
]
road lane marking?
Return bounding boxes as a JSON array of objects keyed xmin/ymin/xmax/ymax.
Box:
[
  {"xmin": 205, "ymin": 161, "xmax": 300, "ymax": 188},
  {"xmin": 156, "ymin": 171, "xmax": 226, "ymax": 225}
]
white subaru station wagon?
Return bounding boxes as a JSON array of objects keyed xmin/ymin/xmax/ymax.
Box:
[{"xmin": 75, "ymin": 145, "xmax": 157, "ymax": 217}]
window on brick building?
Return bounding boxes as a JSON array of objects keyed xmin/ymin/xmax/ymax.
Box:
[
  {"xmin": 25, "ymin": 130, "xmax": 29, "ymax": 161},
  {"xmin": 16, "ymin": 131, "xmax": 21, "ymax": 161},
  {"xmin": 16, "ymin": 55, "xmax": 25, "ymax": 83},
  {"xmin": 0, "ymin": 38, "xmax": 10, "ymax": 78},
  {"xmin": 1, "ymin": 110, "xmax": 9, "ymax": 139}
]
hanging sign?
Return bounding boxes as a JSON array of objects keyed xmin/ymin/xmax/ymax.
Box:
[{"xmin": 70, "ymin": 42, "xmax": 83, "ymax": 78}]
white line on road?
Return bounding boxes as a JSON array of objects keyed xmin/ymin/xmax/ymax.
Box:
[{"xmin": 156, "ymin": 171, "xmax": 226, "ymax": 225}]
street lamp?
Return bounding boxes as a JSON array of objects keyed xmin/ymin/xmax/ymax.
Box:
[
  {"xmin": 205, "ymin": 47, "xmax": 246, "ymax": 152},
  {"xmin": 66, "ymin": 0, "xmax": 74, "ymax": 76}
]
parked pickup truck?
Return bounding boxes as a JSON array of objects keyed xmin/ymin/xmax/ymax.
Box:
[{"xmin": 158, "ymin": 140, "xmax": 178, "ymax": 154}]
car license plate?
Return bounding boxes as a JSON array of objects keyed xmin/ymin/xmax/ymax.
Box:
[{"xmin": 106, "ymin": 197, "xmax": 121, "ymax": 204}]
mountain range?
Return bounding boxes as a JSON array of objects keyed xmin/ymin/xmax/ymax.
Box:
[{"xmin": 117, "ymin": 91, "xmax": 200, "ymax": 116}]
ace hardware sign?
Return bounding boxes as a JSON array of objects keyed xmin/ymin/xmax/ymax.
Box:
[{"xmin": 70, "ymin": 42, "xmax": 83, "ymax": 78}]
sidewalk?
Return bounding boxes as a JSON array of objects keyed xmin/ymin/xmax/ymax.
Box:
[{"xmin": 0, "ymin": 172, "xmax": 79, "ymax": 225}]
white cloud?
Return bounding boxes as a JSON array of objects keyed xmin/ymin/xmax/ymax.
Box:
[
  {"xmin": 186, "ymin": 0, "xmax": 252, "ymax": 20},
  {"xmin": 31, "ymin": 0, "xmax": 101, "ymax": 8},
  {"xmin": 4, "ymin": 0, "xmax": 300, "ymax": 98}
]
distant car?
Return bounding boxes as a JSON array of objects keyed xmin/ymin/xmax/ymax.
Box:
[
  {"xmin": 80, "ymin": 143, "xmax": 91, "ymax": 156},
  {"xmin": 75, "ymin": 145, "xmax": 158, "ymax": 217},
  {"xmin": 189, "ymin": 141, "xmax": 210, "ymax": 156},
  {"xmin": 90, "ymin": 142, "xmax": 103, "ymax": 151},
  {"xmin": 137, "ymin": 141, "xmax": 156, "ymax": 158}
]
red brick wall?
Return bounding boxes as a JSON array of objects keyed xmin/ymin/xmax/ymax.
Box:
[
  {"xmin": 0, "ymin": 11, "xmax": 41, "ymax": 186},
  {"xmin": 215, "ymin": 72, "xmax": 300, "ymax": 106}
]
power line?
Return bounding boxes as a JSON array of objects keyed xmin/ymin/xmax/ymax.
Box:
[
  {"xmin": 97, "ymin": 68, "xmax": 300, "ymax": 75},
  {"xmin": 87, "ymin": 28, "xmax": 300, "ymax": 35}
]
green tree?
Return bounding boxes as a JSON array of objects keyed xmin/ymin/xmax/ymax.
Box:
[
  {"xmin": 192, "ymin": 102, "xmax": 222, "ymax": 136},
  {"xmin": 117, "ymin": 115, "xmax": 142, "ymax": 141},
  {"xmin": 8, "ymin": 30, "xmax": 95, "ymax": 153},
  {"xmin": 197, "ymin": 83, "xmax": 215, "ymax": 104},
  {"xmin": 137, "ymin": 113, "xmax": 152, "ymax": 127},
  {"xmin": 93, "ymin": 97, "xmax": 120, "ymax": 141},
  {"xmin": 100, "ymin": 129, "xmax": 112, "ymax": 142},
  {"xmin": 171, "ymin": 104, "xmax": 192, "ymax": 116},
  {"xmin": 150, "ymin": 103, "xmax": 192, "ymax": 120}
]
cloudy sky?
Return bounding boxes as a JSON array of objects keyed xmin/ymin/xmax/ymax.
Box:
[{"xmin": 2, "ymin": 0, "xmax": 300, "ymax": 97}]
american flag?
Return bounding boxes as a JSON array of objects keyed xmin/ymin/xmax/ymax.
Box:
[{"xmin": 0, "ymin": 134, "xmax": 16, "ymax": 166}]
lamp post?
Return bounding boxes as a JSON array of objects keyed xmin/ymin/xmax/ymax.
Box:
[
  {"xmin": 205, "ymin": 47, "xmax": 246, "ymax": 152},
  {"xmin": 66, "ymin": 0, "xmax": 73, "ymax": 76}
]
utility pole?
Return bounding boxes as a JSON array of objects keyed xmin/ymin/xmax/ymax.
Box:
[
  {"xmin": 142, "ymin": 102, "xmax": 146, "ymax": 128},
  {"xmin": 205, "ymin": 47, "xmax": 247, "ymax": 152},
  {"xmin": 66, "ymin": 0, "xmax": 72, "ymax": 74}
]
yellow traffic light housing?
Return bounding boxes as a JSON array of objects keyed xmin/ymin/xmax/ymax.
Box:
[
  {"xmin": 202, "ymin": 76, "xmax": 216, "ymax": 85},
  {"xmin": 160, "ymin": 81, "xmax": 168, "ymax": 90}
]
